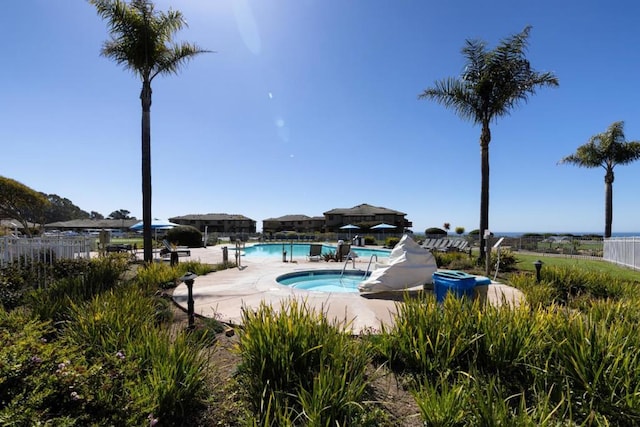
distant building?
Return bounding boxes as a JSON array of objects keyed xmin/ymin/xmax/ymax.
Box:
[
  {"xmin": 262, "ymin": 215, "xmax": 325, "ymax": 234},
  {"xmin": 44, "ymin": 219, "xmax": 139, "ymax": 233},
  {"xmin": 323, "ymin": 203, "xmax": 412, "ymax": 232},
  {"xmin": 169, "ymin": 213, "xmax": 256, "ymax": 234},
  {"xmin": 262, "ymin": 203, "xmax": 412, "ymax": 234}
]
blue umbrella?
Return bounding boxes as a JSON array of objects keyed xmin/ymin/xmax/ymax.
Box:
[
  {"xmin": 371, "ymin": 223, "xmax": 396, "ymax": 241},
  {"xmin": 371, "ymin": 223, "xmax": 396, "ymax": 230},
  {"xmin": 339, "ymin": 224, "xmax": 360, "ymax": 239},
  {"xmin": 129, "ymin": 219, "xmax": 179, "ymax": 231}
]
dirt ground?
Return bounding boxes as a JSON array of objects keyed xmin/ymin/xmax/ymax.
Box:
[{"xmin": 167, "ymin": 295, "xmax": 423, "ymax": 426}]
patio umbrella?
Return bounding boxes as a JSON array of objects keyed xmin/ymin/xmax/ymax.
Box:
[
  {"xmin": 130, "ymin": 219, "xmax": 179, "ymax": 241},
  {"xmin": 371, "ymin": 223, "xmax": 396, "ymax": 240},
  {"xmin": 339, "ymin": 224, "xmax": 360, "ymax": 239},
  {"xmin": 129, "ymin": 219, "xmax": 179, "ymax": 231},
  {"xmin": 371, "ymin": 223, "xmax": 396, "ymax": 230}
]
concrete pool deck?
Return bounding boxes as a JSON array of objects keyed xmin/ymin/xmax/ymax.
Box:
[{"xmin": 170, "ymin": 244, "xmax": 525, "ymax": 333}]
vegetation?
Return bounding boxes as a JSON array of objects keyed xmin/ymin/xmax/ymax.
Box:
[
  {"xmin": 0, "ymin": 176, "xmax": 50, "ymax": 235},
  {"xmin": 236, "ymin": 300, "xmax": 377, "ymax": 426},
  {"xmin": 166, "ymin": 225, "xmax": 203, "ymax": 247},
  {"xmin": 419, "ymin": 26, "xmax": 559, "ymax": 266},
  {"xmin": 90, "ymin": 0, "xmax": 209, "ymax": 263},
  {"xmin": 0, "ymin": 255, "xmax": 225, "ymax": 425},
  {"xmin": 384, "ymin": 236, "xmax": 400, "ymax": 248},
  {"xmin": 424, "ymin": 227, "xmax": 446, "ymax": 236},
  {"xmin": 3, "ymin": 242, "xmax": 640, "ymax": 424},
  {"xmin": 559, "ymin": 121, "xmax": 640, "ymax": 237}
]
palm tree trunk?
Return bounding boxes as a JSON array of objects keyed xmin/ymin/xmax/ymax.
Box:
[
  {"xmin": 604, "ymin": 169, "xmax": 614, "ymax": 238},
  {"xmin": 479, "ymin": 121, "xmax": 491, "ymax": 274},
  {"xmin": 141, "ymin": 79, "xmax": 153, "ymax": 263}
]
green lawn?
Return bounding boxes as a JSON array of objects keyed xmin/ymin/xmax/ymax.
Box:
[{"xmin": 514, "ymin": 253, "xmax": 640, "ymax": 282}]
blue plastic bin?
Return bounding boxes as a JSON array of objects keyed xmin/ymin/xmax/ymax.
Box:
[{"xmin": 433, "ymin": 270, "xmax": 477, "ymax": 302}]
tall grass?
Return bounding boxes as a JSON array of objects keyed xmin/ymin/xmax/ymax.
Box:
[
  {"xmin": 134, "ymin": 260, "xmax": 217, "ymax": 291},
  {"xmin": 236, "ymin": 299, "xmax": 376, "ymax": 426},
  {"xmin": 545, "ymin": 309, "xmax": 640, "ymax": 423},
  {"xmin": 63, "ymin": 283, "xmax": 211, "ymax": 425},
  {"xmin": 374, "ymin": 265, "xmax": 640, "ymax": 425},
  {"xmin": 26, "ymin": 255, "xmax": 130, "ymax": 322}
]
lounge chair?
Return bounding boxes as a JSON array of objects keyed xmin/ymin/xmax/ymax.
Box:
[
  {"xmin": 307, "ymin": 244, "xmax": 323, "ymax": 262},
  {"xmin": 161, "ymin": 239, "xmax": 191, "ymax": 258},
  {"xmin": 337, "ymin": 243, "xmax": 355, "ymax": 262}
]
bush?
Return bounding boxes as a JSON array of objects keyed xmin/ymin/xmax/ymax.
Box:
[
  {"xmin": 385, "ymin": 236, "xmax": 400, "ymax": 248},
  {"xmin": 364, "ymin": 235, "xmax": 376, "ymax": 245},
  {"xmin": 425, "ymin": 227, "xmax": 447, "ymax": 237},
  {"xmin": 165, "ymin": 226, "xmax": 202, "ymax": 248}
]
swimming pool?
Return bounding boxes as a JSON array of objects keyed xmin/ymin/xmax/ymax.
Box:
[
  {"xmin": 236, "ymin": 243, "xmax": 391, "ymax": 259},
  {"xmin": 276, "ymin": 270, "xmax": 369, "ymax": 293}
]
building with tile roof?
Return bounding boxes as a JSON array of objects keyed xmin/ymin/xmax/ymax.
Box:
[{"xmin": 169, "ymin": 213, "xmax": 256, "ymax": 234}]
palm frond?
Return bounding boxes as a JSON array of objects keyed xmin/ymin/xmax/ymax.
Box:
[
  {"xmin": 419, "ymin": 26, "xmax": 558, "ymax": 128},
  {"xmin": 152, "ymin": 43, "xmax": 212, "ymax": 79},
  {"xmin": 90, "ymin": 0, "xmax": 209, "ymax": 80},
  {"xmin": 419, "ymin": 78, "xmax": 483, "ymax": 124},
  {"xmin": 560, "ymin": 121, "xmax": 640, "ymax": 169}
]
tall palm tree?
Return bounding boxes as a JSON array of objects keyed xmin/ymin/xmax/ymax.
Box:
[
  {"xmin": 418, "ymin": 26, "xmax": 558, "ymax": 271},
  {"xmin": 559, "ymin": 121, "xmax": 640, "ymax": 238},
  {"xmin": 90, "ymin": 0, "xmax": 209, "ymax": 262}
]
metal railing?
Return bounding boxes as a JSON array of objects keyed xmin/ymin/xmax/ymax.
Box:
[
  {"xmin": 603, "ymin": 237, "xmax": 640, "ymax": 271},
  {"xmin": 0, "ymin": 236, "xmax": 96, "ymax": 267}
]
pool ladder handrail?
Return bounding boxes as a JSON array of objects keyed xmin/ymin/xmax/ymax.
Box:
[
  {"xmin": 362, "ymin": 254, "xmax": 378, "ymax": 280},
  {"xmin": 340, "ymin": 251, "xmax": 358, "ymax": 277}
]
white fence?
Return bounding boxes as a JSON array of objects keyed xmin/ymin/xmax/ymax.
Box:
[
  {"xmin": 0, "ymin": 236, "xmax": 96, "ymax": 267},
  {"xmin": 603, "ymin": 237, "xmax": 640, "ymax": 271}
]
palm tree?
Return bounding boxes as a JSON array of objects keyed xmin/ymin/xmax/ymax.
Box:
[
  {"xmin": 418, "ymin": 26, "xmax": 558, "ymax": 271},
  {"xmin": 559, "ymin": 121, "xmax": 640, "ymax": 238},
  {"xmin": 90, "ymin": 0, "xmax": 209, "ymax": 262}
]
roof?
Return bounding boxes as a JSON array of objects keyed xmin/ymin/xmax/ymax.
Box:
[
  {"xmin": 44, "ymin": 219, "xmax": 139, "ymax": 228},
  {"xmin": 323, "ymin": 203, "xmax": 406, "ymax": 216},
  {"xmin": 170, "ymin": 213, "xmax": 254, "ymax": 221},
  {"xmin": 263, "ymin": 214, "xmax": 316, "ymax": 222}
]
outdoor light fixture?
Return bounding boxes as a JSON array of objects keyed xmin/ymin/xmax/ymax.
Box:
[
  {"xmin": 533, "ymin": 260, "xmax": 543, "ymax": 283},
  {"xmin": 179, "ymin": 272, "xmax": 198, "ymax": 330}
]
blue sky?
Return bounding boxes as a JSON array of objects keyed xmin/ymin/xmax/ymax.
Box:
[{"xmin": 2, "ymin": 0, "xmax": 640, "ymax": 234}]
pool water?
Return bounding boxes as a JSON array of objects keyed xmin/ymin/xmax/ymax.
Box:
[
  {"xmin": 277, "ymin": 270, "xmax": 369, "ymax": 293},
  {"xmin": 237, "ymin": 243, "xmax": 390, "ymax": 259}
]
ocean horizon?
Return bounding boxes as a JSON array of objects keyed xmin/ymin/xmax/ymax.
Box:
[{"xmin": 492, "ymin": 232, "xmax": 640, "ymax": 238}]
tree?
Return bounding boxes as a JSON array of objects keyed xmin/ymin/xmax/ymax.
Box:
[
  {"xmin": 90, "ymin": 211, "xmax": 105, "ymax": 220},
  {"xmin": 559, "ymin": 121, "xmax": 640, "ymax": 237},
  {"xmin": 418, "ymin": 26, "xmax": 558, "ymax": 272},
  {"xmin": 41, "ymin": 194, "xmax": 90, "ymax": 223},
  {"xmin": 0, "ymin": 176, "xmax": 49, "ymax": 236},
  {"xmin": 455, "ymin": 226, "xmax": 465, "ymax": 236},
  {"xmin": 90, "ymin": 0, "xmax": 209, "ymax": 262},
  {"xmin": 108, "ymin": 209, "xmax": 132, "ymax": 220}
]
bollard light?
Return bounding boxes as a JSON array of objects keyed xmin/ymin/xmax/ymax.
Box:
[
  {"xmin": 533, "ymin": 260, "xmax": 543, "ymax": 283},
  {"xmin": 179, "ymin": 272, "xmax": 198, "ymax": 330}
]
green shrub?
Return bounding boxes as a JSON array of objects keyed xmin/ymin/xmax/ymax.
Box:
[
  {"xmin": 425, "ymin": 227, "xmax": 447, "ymax": 237},
  {"xmin": 165, "ymin": 225, "xmax": 202, "ymax": 247},
  {"xmin": 0, "ymin": 307, "xmax": 100, "ymax": 425},
  {"xmin": 384, "ymin": 236, "xmax": 400, "ymax": 248},
  {"xmin": 0, "ymin": 264, "xmax": 28, "ymax": 310},
  {"xmin": 433, "ymin": 251, "xmax": 471, "ymax": 269},
  {"xmin": 490, "ymin": 249, "xmax": 518, "ymax": 271},
  {"xmin": 364, "ymin": 235, "xmax": 376, "ymax": 245}
]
